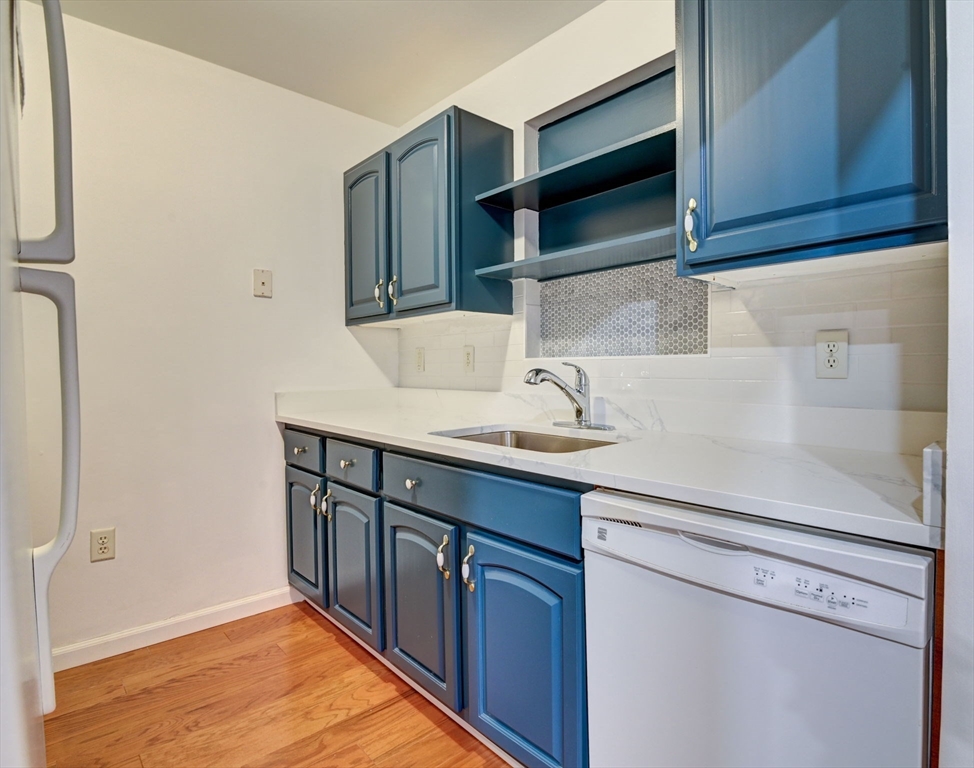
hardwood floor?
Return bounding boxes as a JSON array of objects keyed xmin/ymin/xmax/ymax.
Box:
[{"xmin": 44, "ymin": 603, "xmax": 507, "ymax": 768}]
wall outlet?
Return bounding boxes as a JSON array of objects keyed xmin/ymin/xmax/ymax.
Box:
[
  {"xmin": 463, "ymin": 345, "xmax": 475, "ymax": 374},
  {"xmin": 90, "ymin": 528, "xmax": 116, "ymax": 562},
  {"xmin": 414, "ymin": 347, "xmax": 425, "ymax": 373},
  {"xmin": 253, "ymin": 269, "xmax": 273, "ymax": 298},
  {"xmin": 816, "ymin": 329, "xmax": 849, "ymax": 379}
]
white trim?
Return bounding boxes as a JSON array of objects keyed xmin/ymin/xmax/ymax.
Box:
[
  {"xmin": 51, "ymin": 586, "xmax": 301, "ymax": 672},
  {"xmin": 303, "ymin": 600, "xmax": 522, "ymax": 768}
]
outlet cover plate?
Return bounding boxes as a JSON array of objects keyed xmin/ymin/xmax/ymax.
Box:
[
  {"xmin": 253, "ymin": 269, "xmax": 273, "ymax": 298},
  {"xmin": 90, "ymin": 527, "xmax": 116, "ymax": 562},
  {"xmin": 816, "ymin": 329, "xmax": 849, "ymax": 379}
]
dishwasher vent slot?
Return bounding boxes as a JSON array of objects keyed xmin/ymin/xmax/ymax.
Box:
[{"xmin": 597, "ymin": 516, "xmax": 643, "ymax": 528}]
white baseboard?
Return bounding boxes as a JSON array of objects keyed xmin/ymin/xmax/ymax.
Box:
[{"xmin": 52, "ymin": 586, "xmax": 302, "ymax": 672}]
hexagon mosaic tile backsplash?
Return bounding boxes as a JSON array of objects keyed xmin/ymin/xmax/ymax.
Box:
[{"xmin": 539, "ymin": 259, "xmax": 709, "ymax": 357}]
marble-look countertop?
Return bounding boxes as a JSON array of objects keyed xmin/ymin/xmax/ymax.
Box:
[{"xmin": 275, "ymin": 389, "xmax": 943, "ymax": 549}]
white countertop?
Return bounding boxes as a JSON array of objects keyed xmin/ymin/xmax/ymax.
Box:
[{"xmin": 275, "ymin": 389, "xmax": 943, "ymax": 549}]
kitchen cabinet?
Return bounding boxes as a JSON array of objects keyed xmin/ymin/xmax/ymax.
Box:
[
  {"xmin": 326, "ymin": 483, "xmax": 383, "ymax": 651},
  {"xmin": 383, "ymin": 502, "xmax": 461, "ymax": 711},
  {"xmin": 344, "ymin": 107, "xmax": 514, "ymax": 325},
  {"xmin": 285, "ymin": 466, "xmax": 327, "ymax": 608},
  {"xmin": 676, "ymin": 0, "xmax": 947, "ymax": 275},
  {"xmin": 463, "ymin": 531, "xmax": 586, "ymax": 768},
  {"xmin": 344, "ymin": 152, "xmax": 389, "ymax": 321}
]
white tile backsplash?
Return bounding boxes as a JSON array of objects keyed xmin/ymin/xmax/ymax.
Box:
[{"xmin": 397, "ymin": 260, "xmax": 948, "ymax": 412}]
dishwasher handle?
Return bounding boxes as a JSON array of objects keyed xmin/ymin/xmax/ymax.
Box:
[{"xmin": 678, "ymin": 531, "xmax": 750, "ymax": 554}]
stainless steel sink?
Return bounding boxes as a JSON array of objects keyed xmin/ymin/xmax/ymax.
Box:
[{"xmin": 450, "ymin": 430, "xmax": 615, "ymax": 453}]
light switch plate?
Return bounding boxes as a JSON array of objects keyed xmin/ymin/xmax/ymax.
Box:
[
  {"xmin": 253, "ymin": 269, "xmax": 273, "ymax": 298},
  {"xmin": 816, "ymin": 329, "xmax": 849, "ymax": 379},
  {"xmin": 463, "ymin": 345, "xmax": 475, "ymax": 374},
  {"xmin": 415, "ymin": 347, "xmax": 425, "ymax": 373}
]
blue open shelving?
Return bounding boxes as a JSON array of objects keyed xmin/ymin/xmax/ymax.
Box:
[{"xmin": 475, "ymin": 122, "xmax": 676, "ymax": 212}]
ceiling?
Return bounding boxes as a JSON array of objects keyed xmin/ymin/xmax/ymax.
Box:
[{"xmin": 54, "ymin": 0, "xmax": 603, "ymax": 126}]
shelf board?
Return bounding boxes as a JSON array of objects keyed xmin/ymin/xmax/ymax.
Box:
[
  {"xmin": 475, "ymin": 228, "xmax": 677, "ymax": 282},
  {"xmin": 475, "ymin": 122, "xmax": 676, "ymax": 212}
]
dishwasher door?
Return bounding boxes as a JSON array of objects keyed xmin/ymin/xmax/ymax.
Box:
[{"xmin": 581, "ymin": 490, "xmax": 934, "ymax": 768}]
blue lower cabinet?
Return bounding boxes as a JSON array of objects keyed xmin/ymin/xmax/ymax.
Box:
[
  {"xmin": 464, "ymin": 531, "xmax": 587, "ymax": 768},
  {"xmin": 285, "ymin": 466, "xmax": 327, "ymax": 608},
  {"xmin": 327, "ymin": 483, "xmax": 383, "ymax": 651},
  {"xmin": 383, "ymin": 503, "xmax": 462, "ymax": 712}
]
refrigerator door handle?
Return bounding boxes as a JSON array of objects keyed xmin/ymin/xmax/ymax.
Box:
[
  {"xmin": 19, "ymin": 0, "xmax": 74, "ymax": 265},
  {"xmin": 19, "ymin": 268, "xmax": 80, "ymax": 714}
]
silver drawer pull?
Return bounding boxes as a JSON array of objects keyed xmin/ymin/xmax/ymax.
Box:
[
  {"xmin": 436, "ymin": 534, "xmax": 450, "ymax": 580},
  {"xmin": 374, "ymin": 279, "xmax": 385, "ymax": 308},
  {"xmin": 461, "ymin": 545, "xmax": 475, "ymax": 592},
  {"xmin": 339, "ymin": 459, "xmax": 355, "ymax": 470},
  {"xmin": 308, "ymin": 483, "xmax": 319, "ymax": 509},
  {"xmin": 404, "ymin": 478, "xmax": 420, "ymax": 491},
  {"xmin": 293, "ymin": 446, "xmax": 308, "ymax": 456},
  {"xmin": 388, "ymin": 275, "xmax": 398, "ymax": 306}
]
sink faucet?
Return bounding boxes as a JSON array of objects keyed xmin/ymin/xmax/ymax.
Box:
[{"xmin": 523, "ymin": 363, "xmax": 614, "ymax": 431}]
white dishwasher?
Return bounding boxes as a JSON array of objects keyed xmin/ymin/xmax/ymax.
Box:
[{"xmin": 582, "ymin": 490, "xmax": 934, "ymax": 768}]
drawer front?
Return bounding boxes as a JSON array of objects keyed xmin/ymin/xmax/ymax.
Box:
[
  {"xmin": 326, "ymin": 439, "xmax": 378, "ymax": 492},
  {"xmin": 382, "ymin": 454, "xmax": 582, "ymax": 559},
  {"xmin": 284, "ymin": 429, "xmax": 324, "ymax": 473}
]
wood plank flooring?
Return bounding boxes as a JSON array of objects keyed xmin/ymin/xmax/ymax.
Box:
[{"xmin": 44, "ymin": 603, "xmax": 507, "ymax": 768}]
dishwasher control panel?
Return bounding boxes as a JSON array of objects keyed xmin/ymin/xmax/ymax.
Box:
[{"xmin": 584, "ymin": 517, "xmax": 912, "ymax": 632}]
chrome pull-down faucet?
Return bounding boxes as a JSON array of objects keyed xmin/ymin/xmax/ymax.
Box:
[{"xmin": 523, "ymin": 362, "xmax": 614, "ymax": 431}]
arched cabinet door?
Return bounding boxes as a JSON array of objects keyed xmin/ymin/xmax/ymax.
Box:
[
  {"xmin": 464, "ymin": 531, "xmax": 586, "ymax": 768},
  {"xmin": 344, "ymin": 152, "xmax": 389, "ymax": 321},
  {"xmin": 327, "ymin": 483, "xmax": 382, "ymax": 650},
  {"xmin": 383, "ymin": 503, "xmax": 461, "ymax": 711},
  {"xmin": 677, "ymin": 0, "xmax": 946, "ymax": 274},
  {"xmin": 285, "ymin": 466, "xmax": 326, "ymax": 608},
  {"xmin": 389, "ymin": 113, "xmax": 452, "ymax": 312}
]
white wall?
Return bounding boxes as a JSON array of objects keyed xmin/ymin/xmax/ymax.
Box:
[
  {"xmin": 942, "ymin": 1, "xmax": 974, "ymax": 763},
  {"xmin": 390, "ymin": 0, "xmax": 948, "ymax": 417},
  {"xmin": 19, "ymin": 4, "xmax": 397, "ymax": 650}
]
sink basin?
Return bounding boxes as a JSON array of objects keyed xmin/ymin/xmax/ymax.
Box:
[{"xmin": 449, "ymin": 430, "xmax": 615, "ymax": 453}]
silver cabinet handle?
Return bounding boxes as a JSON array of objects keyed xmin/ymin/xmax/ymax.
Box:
[
  {"xmin": 318, "ymin": 489, "xmax": 333, "ymax": 521},
  {"xmin": 461, "ymin": 545, "xmax": 475, "ymax": 592},
  {"xmin": 388, "ymin": 275, "xmax": 398, "ymax": 306},
  {"xmin": 20, "ymin": 0, "xmax": 75, "ymax": 265},
  {"xmin": 684, "ymin": 198, "xmax": 698, "ymax": 253},
  {"xmin": 309, "ymin": 483, "xmax": 320, "ymax": 509},
  {"xmin": 339, "ymin": 459, "xmax": 355, "ymax": 470},
  {"xmin": 436, "ymin": 535, "xmax": 450, "ymax": 580},
  {"xmin": 19, "ymin": 267, "xmax": 79, "ymax": 715},
  {"xmin": 293, "ymin": 446, "xmax": 308, "ymax": 456},
  {"xmin": 374, "ymin": 279, "xmax": 385, "ymax": 308},
  {"xmin": 404, "ymin": 477, "xmax": 420, "ymax": 491}
]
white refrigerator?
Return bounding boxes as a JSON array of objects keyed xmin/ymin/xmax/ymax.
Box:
[{"xmin": 1, "ymin": 1, "xmax": 79, "ymax": 765}]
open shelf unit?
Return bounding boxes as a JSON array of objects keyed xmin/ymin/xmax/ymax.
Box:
[
  {"xmin": 475, "ymin": 227, "xmax": 677, "ymax": 282},
  {"xmin": 475, "ymin": 123, "xmax": 676, "ymax": 212}
]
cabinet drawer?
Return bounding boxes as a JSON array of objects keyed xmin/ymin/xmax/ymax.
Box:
[
  {"xmin": 284, "ymin": 429, "xmax": 323, "ymax": 473},
  {"xmin": 326, "ymin": 439, "xmax": 378, "ymax": 492},
  {"xmin": 382, "ymin": 454, "xmax": 582, "ymax": 559}
]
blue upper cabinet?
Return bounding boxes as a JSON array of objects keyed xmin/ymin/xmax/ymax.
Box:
[
  {"xmin": 464, "ymin": 531, "xmax": 586, "ymax": 768},
  {"xmin": 676, "ymin": 0, "xmax": 947, "ymax": 275},
  {"xmin": 345, "ymin": 107, "xmax": 514, "ymax": 325},
  {"xmin": 344, "ymin": 152, "xmax": 389, "ymax": 321},
  {"xmin": 285, "ymin": 466, "xmax": 327, "ymax": 608},
  {"xmin": 389, "ymin": 114, "xmax": 452, "ymax": 312},
  {"xmin": 327, "ymin": 483, "xmax": 383, "ymax": 651},
  {"xmin": 383, "ymin": 503, "xmax": 461, "ymax": 712}
]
